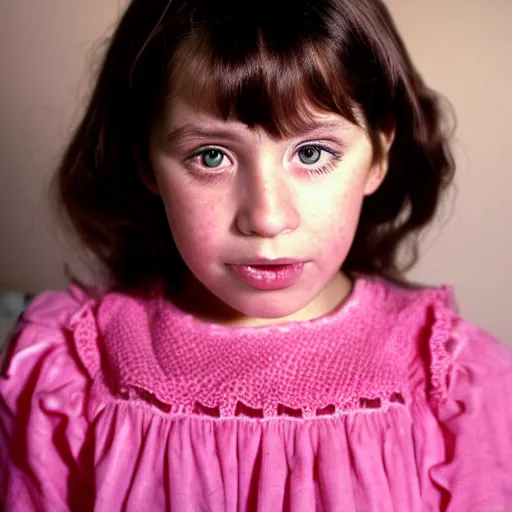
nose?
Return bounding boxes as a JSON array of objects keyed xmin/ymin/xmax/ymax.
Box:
[{"xmin": 235, "ymin": 163, "xmax": 300, "ymax": 238}]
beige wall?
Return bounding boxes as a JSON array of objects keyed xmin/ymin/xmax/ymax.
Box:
[{"xmin": 0, "ymin": 1, "xmax": 510, "ymax": 343}]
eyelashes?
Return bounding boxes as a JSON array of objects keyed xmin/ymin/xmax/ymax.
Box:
[
  {"xmin": 185, "ymin": 143, "xmax": 343, "ymax": 179},
  {"xmin": 296, "ymin": 144, "xmax": 343, "ymax": 177},
  {"xmin": 303, "ymin": 159, "xmax": 341, "ymax": 177}
]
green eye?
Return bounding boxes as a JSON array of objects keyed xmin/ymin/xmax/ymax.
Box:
[
  {"xmin": 298, "ymin": 146, "xmax": 321, "ymax": 165},
  {"xmin": 201, "ymin": 149, "xmax": 224, "ymax": 168}
]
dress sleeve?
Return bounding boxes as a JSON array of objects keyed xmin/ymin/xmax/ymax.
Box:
[
  {"xmin": 0, "ymin": 287, "xmax": 95, "ymax": 512},
  {"xmin": 426, "ymin": 312, "xmax": 512, "ymax": 511}
]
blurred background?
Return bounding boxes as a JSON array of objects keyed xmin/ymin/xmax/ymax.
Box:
[{"xmin": 0, "ymin": 0, "xmax": 510, "ymax": 344}]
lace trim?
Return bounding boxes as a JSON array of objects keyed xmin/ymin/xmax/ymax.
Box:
[{"xmin": 117, "ymin": 386, "xmax": 408, "ymax": 418}]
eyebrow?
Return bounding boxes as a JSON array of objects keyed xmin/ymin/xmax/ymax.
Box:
[
  {"xmin": 166, "ymin": 120, "xmax": 352, "ymax": 146},
  {"xmin": 166, "ymin": 125, "xmax": 247, "ymax": 146}
]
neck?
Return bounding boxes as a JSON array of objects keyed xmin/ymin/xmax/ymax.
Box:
[{"xmin": 171, "ymin": 270, "xmax": 354, "ymax": 328}]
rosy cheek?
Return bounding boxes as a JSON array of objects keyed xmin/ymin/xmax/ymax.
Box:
[
  {"xmin": 171, "ymin": 193, "xmax": 224, "ymax": 250},
  {"xmin": 332, "ymin": 188, "xmax": 365, "ymax": 243},
  {"xmin": 194, "ymin": 227, "xmax": 217, "ymax": 253},
  {"xmin": 194, "ymin": 207, "xmax": 225, "ymax": 247}
]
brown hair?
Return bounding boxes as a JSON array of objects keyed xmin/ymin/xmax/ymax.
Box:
[{"xmin": 51, "ymin": 0, "xmax": 455, "ymax": 292}]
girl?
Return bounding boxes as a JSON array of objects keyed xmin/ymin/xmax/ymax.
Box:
[{"xmin": 1, "ymin": 0, "xmax": 511, "ymax": 510}]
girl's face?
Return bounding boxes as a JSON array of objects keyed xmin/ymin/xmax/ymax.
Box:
[{"xmin": 148, "ymin": 96, "xmax": 392, "ymax": 326}]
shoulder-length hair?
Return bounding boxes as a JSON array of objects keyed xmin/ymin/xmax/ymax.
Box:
[{"xmin": 51, "ymin": 0, "xmax": 455, "ymax": 292}]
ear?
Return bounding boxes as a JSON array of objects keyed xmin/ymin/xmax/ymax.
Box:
[
  {"xmin": 136, "ymin": 148, "xmax": 160, "ymax": 195},
  {"xmin": 363, "ymin": 126, "xmax": 396, "ymax": 196}
]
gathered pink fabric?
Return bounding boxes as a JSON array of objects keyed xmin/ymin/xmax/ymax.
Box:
[{"xmin": 1, "ymin": 276, "xmax": 511, "ymax": 511}]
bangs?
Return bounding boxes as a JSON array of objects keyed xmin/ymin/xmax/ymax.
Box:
[{"xmin": 166, "ymin": 3, "xmax": 360, "ymax": 138}]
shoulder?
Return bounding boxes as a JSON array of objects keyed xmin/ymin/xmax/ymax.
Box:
[
  {"xmin": 1, "ymin": 283, "xmax": 89, "ymax": 373},
  {"xmin": 0, "ymin": 283, "xmax": 103, "ymax": 507},
  {"xmin": 0, "ymin": 282, "xmax": 103, "ymax": 416},
  {"xmin": 425, "ymin": 317, "xmax": 512, "ymax": 506},
  {"xmin": 365, "ymin": 277, "xmax": 511, "ymax": 399},
  {"xmin": 376, "ymin": 278, "xmax": 512, "ymax": 507}
]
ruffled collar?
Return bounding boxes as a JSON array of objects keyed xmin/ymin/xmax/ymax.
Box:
[{"xmin": 70, "ymin": 276, "xmax": 453, "ymax": 418}]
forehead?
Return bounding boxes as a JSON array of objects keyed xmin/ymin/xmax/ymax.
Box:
[{"xmin": 161, "ymin": 94, "xmax": 362, "ymax": 144}]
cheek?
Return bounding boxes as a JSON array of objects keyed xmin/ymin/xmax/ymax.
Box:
[
  {"xmin": 306, "ymin": 176, "xmax": 368, "ymax": 270},
  {"xmin": 158, "ymin": 178, "xmax": 225, "ymax": 260},
  {"xmin": 314, "ymin": 178, "xmax": 366, "ymax": 240},
  {"xmin": 335, "ymin": 188, "xmax": 365, "ymax": 239}
]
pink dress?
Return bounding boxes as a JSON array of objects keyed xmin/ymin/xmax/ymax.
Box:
[{"xmin": 0, "ymin": 276, "xmax": 511, "ymax": 511}]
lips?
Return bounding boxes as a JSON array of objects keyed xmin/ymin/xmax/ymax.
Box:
[{"xmin": 227, "ymin": 260, "xmax": 306, "ymax": 290}]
